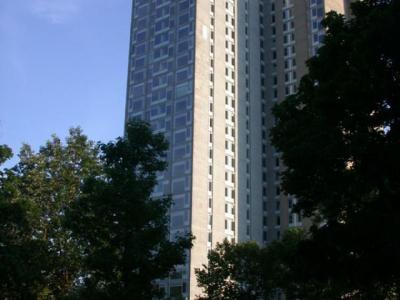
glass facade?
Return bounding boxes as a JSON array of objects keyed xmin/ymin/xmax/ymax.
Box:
[{"xmin": 126, "ymin": 0, "xmax": 196, "ymax": 296}]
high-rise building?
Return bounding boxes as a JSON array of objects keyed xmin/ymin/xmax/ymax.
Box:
[
  {"xmin": 125, "ymin": 1, "xmax": 237, "ymax": 297},
  {"xmin": 245, "ymin": 0, "xmax": 345, "ymax": 244},
  {"xmin": 124, "ymin": 1, "xmax": 346, "ymax": 298}
]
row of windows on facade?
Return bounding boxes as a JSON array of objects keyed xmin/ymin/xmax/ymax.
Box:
[
  {"xmin": 206, "ymin": 218, "xmax": 235, "ymax": 233},
  {"xmin": 134, "ymin": 19, "xmax": 194, "ymax": 44},
  {"xmin": 222, "ymin": 0, "xmax": 237, "ymax": 235},
  {"xmin": 208, "ymin": 232, "xmax": 235, "ymax": 244},
  {"xmin": 259, "ymin": 52, "xmax": 269, "ymax": 191},
  {"xmin": 129, "ymin": 78, "xmax": 193, "ymax": 109},
  {"xmin": 270, "ymin": 20, "xmax": 295, "ymax": 38},
  {"xmin": 130, "ymin": 58, "xmax": 193, "ymax": 91},
  {"xmin": 128, "ymin": 98, "xmax": 192, "ymax": 122},
  {"xmin": 130, "ymin": 61, "xmax": 193, "ymax": 90},
  {"xmin": 209, "ymin": 1, "xmax": 235, "ymax": 14},
  {"xmin": 130, "ymin": 51, "xmax": 192, "ymax": 75},
  {"xmin": 274, "ymin": 3, "xmax": 298, "ymax": 99},
  {"xmin": 131, "ymin": 37, "xmax": 193, "ymax": 66},
  {"xmin": 127, "ymin": 109, "xmax": 193, "ymax": 137},
  {"xmin": 270, "ymin": 0, "xmax": 297, "ymax": 12},
  {"xmin": 207, "ymin": 97, "xmax": 236, "ymax": 113},
  {"xmin": 243, "ymin": 0, "xmax": 269, "ymax": 199},
  {"xmin": 134, "ymin": 0, "xmax": 194, "ymax": 19},
  {"xmin": 207, "ymin": 0, "xmax": 215, "ymax": 247},
  {"xmin": 257, "ymin": 209, "xmax": 302, "ymax": 231},
  {"xmin": 134, "ymin": 18, "xmax": 193, "ymax": 43}
]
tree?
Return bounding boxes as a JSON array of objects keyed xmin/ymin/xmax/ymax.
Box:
[
  {"xmin": 196, "ymin": 240, "xmax": 262, "ymax": 300},
  {"xmin": 66, "ymin": 121, "xmax": 193, "ymax": 300},
  {"xmin": 1, "ymin": 145, "xmax": 48, "ymax": 299},
  {"xmin": 271, "ymin": 0, "xmax": 400, "ymax": 297},
  {"xmin": 0, "ymin": 129, "xmax": 100, "ymax": 299},
  {"xmin": 195, "ymin": 229, "xmax": 307, "ymax": 300},
  {"xmin": 0, "ymin": 145, "xmax": 12, "ymax": 165}
]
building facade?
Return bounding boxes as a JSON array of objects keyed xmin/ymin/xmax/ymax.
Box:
[
  {"xmin": 125, "ymin": 0, "xmax": 346, "ymax": 298},
  {"xmin": 237, "ymin": 0, "xmax": 347, "ymax": 245}
]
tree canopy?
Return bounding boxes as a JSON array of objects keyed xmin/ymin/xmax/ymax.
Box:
[
  {"xmin": 0, "ymin": 129, "xmax": 100, "ymax": 299},
  {"xmin": 195, "ymin": 229, "xmax": 307, "ymax": 300},
  {"xmin": 271, "ymin": 0, "xmax": 400, "ymax": 297},
  {"xmin": 0, "ymin": 121, "xmax": 192, "ymax": 299},
  {"xmin": 66, "ymin": 121, "xmax": 192, "ymax": 300}
]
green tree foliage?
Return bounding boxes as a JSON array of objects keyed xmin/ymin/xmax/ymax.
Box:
[
  {"xmin": 196, "ymin": 240, "xmax": 262, "ymax": 300},
  {"xmin": 196, "ymin": 229, "xmax": 306, "ymax": 300},
  {"xmin": 1, "ymin": 145, "xmax": 48, "ymax": 299},
  {"xmin": 66, "ymin": 121, "xmax": 192, "ymax": 300},
  {"xmin": 0, "ymin": 145, "xmax": 12, "ymax": 165},
  {"xmin": 271, "ymin": 0, "xmax": 400, "ymax": 297},
  {"xmin": 1, "ymin": 122, "xmax": 192, "ymax": 299},
  {"xmin": 0, "ymin": 130, "xmax": 100, "ymax": 299}
]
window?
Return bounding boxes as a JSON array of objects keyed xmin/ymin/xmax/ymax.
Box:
[
  {"xmin": 172, "ymin": 180, "xmax": 185, "ymax": 193},
  {"xmin": 136, "ymin": 31, "xmax": 146, "ymax": 43},
  {"xmin": 174, "ymin": 131, "xmax": 186, "ymax": 145}
]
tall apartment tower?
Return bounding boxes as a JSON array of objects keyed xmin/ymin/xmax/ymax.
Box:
[
  {"xmin": 125, "ymin": 0, "xmax": 346, "ymax": 298},
  {"xmin": 125, "ymin": 1, "xmax": 238, "ymax": 298},
  {"xmin": 249, "ymin": 0, "xmax": 346, "ymax": 246}
]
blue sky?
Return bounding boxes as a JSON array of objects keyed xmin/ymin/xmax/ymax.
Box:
[{"xmin": 0, "ymin": 0, "xmax": 132, "ymax": 166}]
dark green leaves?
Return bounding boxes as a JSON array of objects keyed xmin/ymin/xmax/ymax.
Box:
[
  {"xmin": 271, "ymin": 0, "xmax": 400, "ymax": 297},
  {"xmin": 195, "ymin": 229, "xmax": 306, "ymax": 300},
  {"xmin": 0, "ymin": 128, "xmax": 100, "ymax": 299},
  {"xmin": 1, "ymin": 121, "xmax": 191, "ymax": 299},
  {"xmin": 66, "ymin": 121, "xmax": 192, "ymax": 300}
]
